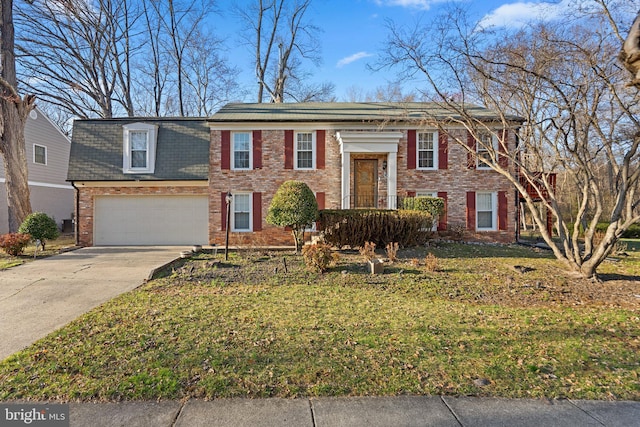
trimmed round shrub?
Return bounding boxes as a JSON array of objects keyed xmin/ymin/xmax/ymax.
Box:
[
  {"xmin": 18, "ymin": 212, "xmax": 60, "ymax": 250},
  {"xmin": 266, "ymin": 180, "xmax": 318, "ymax": 252}
]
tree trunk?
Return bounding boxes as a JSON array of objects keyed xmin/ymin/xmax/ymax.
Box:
[
  {"xmin": 0, "ymin": 0, "xmax": 33, "ymax": 231},
  {"xmin": 0, "ymin": 109, "xmax": 32, "ymax": 232},
  {"xmin": 291, "ymin": 228, "xmax": 300, "ymax": 253}
]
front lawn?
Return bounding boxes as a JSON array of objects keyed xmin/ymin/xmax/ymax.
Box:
[{"xmin": 0, "ymin": 243, "xmax": 638, "ymax": 401}]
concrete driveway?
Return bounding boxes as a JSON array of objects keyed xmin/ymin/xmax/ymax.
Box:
[{"xmin": 0, "ymin": 246, "xmax": 187, "ymax": 361}]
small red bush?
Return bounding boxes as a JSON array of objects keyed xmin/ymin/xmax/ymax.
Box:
[{"xmin": 0, "ymin": 233, "xmax": 32, "ymax": 256}]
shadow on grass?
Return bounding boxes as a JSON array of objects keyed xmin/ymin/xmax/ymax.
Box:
[
  {"xmin": 398, "ymin": 243, "xmax": 554, "ymax": 260},
  {"xmin": 598, "ymin": 272, "xmax": 640, "ymax": 283}
]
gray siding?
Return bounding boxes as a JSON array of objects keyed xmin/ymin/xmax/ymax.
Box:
[
  {"xmin": 0, "ymin": 108, "xmax": 74, "ymax": 233},
  {"xmin": 0, "ymin": 184, "xmax": 74, "ymax": 234}
]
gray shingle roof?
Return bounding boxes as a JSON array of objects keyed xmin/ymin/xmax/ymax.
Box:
[
  {"xmin": 68, "ymin": 118, "xmax": 209, "ymax": 181},
  {"xmin": 209, "ymin": 102, "xmax": 524, "ymax": 123}
]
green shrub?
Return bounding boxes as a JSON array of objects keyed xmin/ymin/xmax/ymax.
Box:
[
  {"xmin": 266, "ymin": 181, "xmax": 318, "ymax": 253},
  {"xmin": 0, "ymin": 233, "xmax": 32, "ymax": 256},
  {"xmin": 301, "ymin": 243, "xmax": 339, "ymax": 272},
  {"xmin": 318, "ymin": 209, "xmax": 434, "ymax": 248},
  {"xmin": 401, "ymin": 196, "xmax": 445, "ymax": 218},
  {"xmin": 18, "ymin": 212, "xmax": 60, "ymax": 250}
]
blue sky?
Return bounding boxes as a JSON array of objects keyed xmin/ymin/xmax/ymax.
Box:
[{"xmin": 214, "ymin": 0, "xmax": 590, "ymax": 101}]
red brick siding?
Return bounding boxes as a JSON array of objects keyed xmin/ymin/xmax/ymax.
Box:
[
  {"xmin": 399, "ymin": 128, "xmax": 516, "ymax": 243},
  {"xmin": 209, "ymin": 129, "xmax": 342, "ymax": 246}
]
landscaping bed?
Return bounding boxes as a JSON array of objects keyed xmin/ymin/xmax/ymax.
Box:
[
  {"xmin": 0, "ymin": 243, "xmax": 638, "ymax": 402},
  {"xmin": 0, "ymin": 234, "xmax": 77, "ymax": 269}
]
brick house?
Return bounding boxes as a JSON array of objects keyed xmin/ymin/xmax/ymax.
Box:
[{"xmin": 68, "ymin": 102, "xmax": 522, "ymax": 246}]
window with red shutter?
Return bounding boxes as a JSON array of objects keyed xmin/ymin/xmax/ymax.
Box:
[
  {"xmin": 253, "ymin": 130, "xmax": 262, "ymax": 169},
  {"xmin": 253, "ymin": 192, "xmax": 262, "ymax": 231},
  {"xmin": 221, "ymin": 131, "xmax": 230, "ymax": 170},
  {"xmin": 437, "ymin": 191, "xmax": 447, "ymax": 231},
  {"xmin": 466, "ymin": 131, "xmax": 476, "ymax": 169},
  {"xmin": 407, "ymin": 130, "xmax": 416, "ymax": 169},
  {"xmin": 438, "ymin": 132, "xmax": 448, "ymax": 170},
  {"xmin": 316, "ymin": 130, "xmax": 325, "ymax": 169},
  {"xmin": 284, "ymin": 130, "xmax": 294, "ymax": 169},
  {"xmin": 466, "ymin": 191, "xmax": 476, "ymax": 230},
  {"xmin": 498, "ymin": 191, "xmax": 508, "ymax": 231}
]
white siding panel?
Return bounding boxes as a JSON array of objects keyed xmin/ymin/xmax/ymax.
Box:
[{"xmin": 94, "ymin": 195, "xmax": 208, "ymax": 245}]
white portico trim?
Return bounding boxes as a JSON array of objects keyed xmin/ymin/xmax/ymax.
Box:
[{"xmin": 336, "ymin": 131, "xmax": 403, "ymax": 209}]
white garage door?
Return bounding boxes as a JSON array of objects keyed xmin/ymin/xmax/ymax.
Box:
[{"xmin": 94, "ymin": 195, "xmax": 208, "ymax": 245}]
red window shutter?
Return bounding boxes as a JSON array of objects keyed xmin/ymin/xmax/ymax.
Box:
[
  {"xmin": 316, "ymin": 192, "xmax": 325, "ymax": 210},
  {"xmin": 437, "ymin": 191, "xmax": 447, "ymax": 231},
  {"xmin": 466, "ymin": 131, "xmax": 476, "ymax": 169},
  {"xmin": 221, "ymin": 192, "xmax": 228, "ymax": 231},
  {"xmin": 316, "ymin": 130, "xmax": 325, "ymax": 169},
  {"xmin": 253, "ymin": 130, "xmax": 262, "ymax": 169},
  {"xmin": 253, "ymin": 192, "xmax": 262, "ymax": 231},
  {"xmin": 466, "ymin": 191, "xmax": 476, "ymax": 230},
  {"xmin": 438, "ymin": 132, "xmax": 448, "ymax": 170},
  {"xmin": 284, "ymin": 130, "xmax": 294, "ymax": 169},
  {"xmin": 407, "ymin": 130, "xmax": 416, "ymax": 169},
  {"xmin": 498, "ymin": 191, "xmax": 508, "ymax": 231},
  {"xmin": 221, "ymin": 131, "xmax": 230, "ymax": 170},
  {"xmin": 498, "ymin": 129, "xmax": 509, "ymax": 168}
]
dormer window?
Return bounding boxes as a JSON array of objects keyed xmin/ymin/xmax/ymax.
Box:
[{"xmin": 123, "ymin": 123, "xmax": 158, "ymax": 174}]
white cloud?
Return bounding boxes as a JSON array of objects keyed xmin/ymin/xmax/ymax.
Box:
[
  {"xmin": 336, "ymin": 52, "xmax": 374, "ymax": 68},
  {"xmin": 479, "ymin": 0, "xmax": 576, "ymax": 29},
  {"xmin": 373, "ymin": 0, "xmax": 449, "ymax": 11}
]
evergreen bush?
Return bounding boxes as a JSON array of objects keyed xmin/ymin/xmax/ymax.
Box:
[{"xmin": 19, "ymin": 212, "xmax": 60, "ymax": 250}]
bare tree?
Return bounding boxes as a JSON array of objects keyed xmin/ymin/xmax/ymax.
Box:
[
  {"xmin": 145, "ymin": 0, "xmax": 215, "ymax": 116},
  {"xmin": 237, "ymin": 0, "xmax": 331, "ymax": 103},
  {"xmin": 17, "ymin": 0, "xmax": 240, "ymax": 118},
  {"xmin": 379, "ymin": 2, "xmax": 640, "ymax": 279},
  {"xmin": 1, "ymin": 0, "xmax": 34, "ymax": 231},
  {"xmin": 181, "ymin": 29, "xmax": 242, "ymax": 115},
  {"xmin": 16, "ymin": 0, "xmax": 138, "ymax": 118}
]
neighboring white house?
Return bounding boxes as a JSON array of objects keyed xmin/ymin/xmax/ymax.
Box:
[{"xmin": 0, "ymin": 107, "xmax": 74, "ymax": 234}]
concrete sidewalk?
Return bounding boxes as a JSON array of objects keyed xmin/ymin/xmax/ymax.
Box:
[
  {"xmin": 0, "ymin": 246, "xmax": 187, "ymax": 360},
  {"xmin": 66, "ymin": 396, "xmax": 640, "ymax": 427}
]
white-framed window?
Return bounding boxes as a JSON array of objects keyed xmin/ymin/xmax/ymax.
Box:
[
  {"xmin": 477, "ymin": 132, "xmax": 496, "ymax": 169},
  {"xmin": 232, "ymin": 193, "xmax": 252, "ymax": 232},
  {"xmin": 295, "ymin": 131, "xmax": 315, "ymax": 170},
  {"xmin": 476, "ymin": 192, "xmax": 497, "ymax": 231},
  {"xmin": 33, "ymin": 144, "xmax": 47, "ymax": 165},
  {"xmin": 417, "ymin": 131, "xmax": 437, "ymax": 169},
  {"xmin": 123, "ymin": 122, "xmax": 158, "ymax": 174},
  {"xmin": 232, "ymin": 132, "xmax": 252, "ymax": 170}
]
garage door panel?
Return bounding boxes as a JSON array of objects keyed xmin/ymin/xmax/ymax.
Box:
[{"xmin": 94, "ymin": 196, "xmax": 208, "ymax": 245}]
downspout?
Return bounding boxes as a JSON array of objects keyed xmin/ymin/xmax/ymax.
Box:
[{"xmin": 71, "ymin": 182, "xmax": 80, "ymax": 246}]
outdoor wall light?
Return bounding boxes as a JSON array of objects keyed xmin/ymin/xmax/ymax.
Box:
[{"xmin": 382, "ymin": 160, "xmax": 387, "ymax": 170}]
